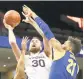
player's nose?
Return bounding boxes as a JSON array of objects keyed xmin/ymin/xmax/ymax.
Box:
[{"xmin": 32, "ymin": 41, "xmax": 36, "ymax": 44}]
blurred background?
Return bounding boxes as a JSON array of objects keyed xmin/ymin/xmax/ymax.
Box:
[{"xmin": 0, "ymin": 1, "xmax": 83, "ymax": 79}]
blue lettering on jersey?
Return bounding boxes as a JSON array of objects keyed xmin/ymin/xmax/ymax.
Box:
[{"xmin": 29, "ymin": 56, "xmax": 45, "ymax": 59}]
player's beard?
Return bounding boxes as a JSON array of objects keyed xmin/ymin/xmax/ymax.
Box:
[{"xmin": 29, "ymin": 47, "xmax": 40, "ymax": 54}]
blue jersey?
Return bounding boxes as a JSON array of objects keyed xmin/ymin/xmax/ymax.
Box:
[{"xmin": 49, "ymin": 51, "xmax": 79, "ymax": 79}]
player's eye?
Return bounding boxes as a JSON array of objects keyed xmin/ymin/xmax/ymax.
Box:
[{"xmin": 36, "ymin": 40, "xmax": 38, "ymax": 43}]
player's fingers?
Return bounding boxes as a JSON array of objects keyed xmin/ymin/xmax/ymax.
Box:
[
  {"xmin": 22, "ymin": 19, "xmax": 27, "ymax": 23},
  {"xmin": 3, "ymin": 19, "xmax": 11, "ymax": 28},
  {"xmin": 24, "ymin": 36, "xmax": 29, "ymax": 43},
  {"xmin": 23, "ymin": 36, "xmax": 27, "ymax": 42},
  {"xmin": 26, "ymin": 36, "xmax": 29, "ymax": 43},
  {"xmin": 23, "ymin": 4, "xmax": 27, "ymax": 7},
  {"xmin": 22, "ymin": 11, "xmax": 30, "ymax": 18},
  {"xmin": 28, "ymin": 17, "xmax": 33, "ymax": 22},
  {"xmin": 26, "ymin": 38, "xmax": 29, "ymax": 43},
  {"xmin": 3, "ymin": 19, "xmax": 6, "ymax": 25},
  {"xmin": 29, "ymin": 17, "xmax": 35, "ymax": 23},
  {"xmin": 22, "ymin": 12, "xmax": 26, "ymax": 18},
  {"xmin": 22, "ymin": 12, "xmax": 25, "ymax": 16},
  {"xmin": 25, "ymin": 36, "xmax": 28, "ymax": 40},
  {"xmin": 22, "ymin": 19, "xmax": 24, "ymax": 22},
  {"xmin": 22, "ymin": 19, "xmax": 25, "ymax": 22},
  {"xmin": 23, "ymin": 4, "xmax": 29, "ymax": 9},
  {"xmin": 22, "ymin": 37, "xmax": 25, "ymax": 40},
  {"xmin": 26, "ymin": 36, "xmax": 29, "ymax": 41}
]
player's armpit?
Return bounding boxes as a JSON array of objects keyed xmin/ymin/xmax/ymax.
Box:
[{"xmin": 8, "ymin": 28, "xmax": 21, "ymax": 62}]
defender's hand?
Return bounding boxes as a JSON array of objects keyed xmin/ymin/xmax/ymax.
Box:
[
  {"xmin": 22, "ymin": 4, "xmax": 37, "ymax": 19},
  {"xmin": 22, "ymin": 12, "xmax": 36, "ymax": 24},
  {"xmin": 22, "ymin": 5, "xmax": 33, "ymax": 16}
]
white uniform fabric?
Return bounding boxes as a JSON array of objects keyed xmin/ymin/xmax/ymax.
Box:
[{"xmin": 24, "ymin": 52, "xmax": 52, "ymax": 79}]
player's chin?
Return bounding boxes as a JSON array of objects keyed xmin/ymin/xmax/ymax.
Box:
[{"xmin": 29, "ymin": 48, "xmax": 40, "ymax": 53}]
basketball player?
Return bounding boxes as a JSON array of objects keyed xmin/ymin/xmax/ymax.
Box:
[
  {"xmin": 22, "ymin": 5, "xmax": 82, "ymax": 79},
  {"xmin": 3, "ymin": 12, "xmax": 52, "ymax": 79}
]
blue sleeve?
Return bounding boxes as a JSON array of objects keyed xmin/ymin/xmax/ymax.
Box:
[{"xmin": 34, "ymin": 17, "xmax": 54, "ymax": 40}]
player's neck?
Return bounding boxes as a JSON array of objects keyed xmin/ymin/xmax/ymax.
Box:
[{"xmin": 30, "ymin": 51, "xmax": 40, "ymax": 55}]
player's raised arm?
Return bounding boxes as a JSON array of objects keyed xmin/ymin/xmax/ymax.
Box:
[
  {"xmin": 22, "ymin": 9, "xmax": 51, "ymax": 58},
  {"xmin": 3, "ymin": 19, "xmax": 21, "ymax": 62},
  {"xmin": 43, "ymin": 36, "xmax": 52, "ymax": 58},
  {"xmin": 22, "ymin": 5, "xmax": 54, "ymax": 40},
  {"xmin": 22, "ymin": 5, "xmax": 65, "ymax": 59}
]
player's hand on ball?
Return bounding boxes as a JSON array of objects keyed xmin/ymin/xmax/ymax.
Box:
[
  {"xmin": 3, "ymin": 19, "xmax": 14, "ymax": 30},
  {"xmin": 21, "ymin": 36, "xmax": 29, "ymax": 51}
]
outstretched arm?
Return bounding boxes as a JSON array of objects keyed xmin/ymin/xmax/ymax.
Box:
[
  {"xmin": 43, "ymin": 36, "xmax": 52, "ymax": 58},
  {"xmin": 31, "ymin": 12, "xmax": 64, "ymax": 52},
  {"xmin": 22, "ymin": 8, "xmax": 52, "ymax": 58},
  {"xmin": 3, "ymin": 19, "xmax": 21, "ymax": 62},
  {"xmin": 22, "ymin": 5, "xmax": 54, "ymax": 40},
  {"xmin": 22, "ymin": 5, "xmax": 65, "ymax": 60}
]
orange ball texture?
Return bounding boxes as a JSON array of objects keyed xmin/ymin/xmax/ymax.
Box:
[{"xmin": 4, "ymin": 10, "xmax": 21, "ymax": 28}]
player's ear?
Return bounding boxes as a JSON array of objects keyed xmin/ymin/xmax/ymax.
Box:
[{"xmin": 69, "ymin": 46, "xmax": 72, "ymax": 52}]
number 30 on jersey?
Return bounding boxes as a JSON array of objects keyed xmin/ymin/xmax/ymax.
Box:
[{"xmin": 32, "ymin": 59, "xmax": 45, "ymax": 67}]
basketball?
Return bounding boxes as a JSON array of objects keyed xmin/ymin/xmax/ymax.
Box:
[{"xmin": 4, "ymin": 10, "xmax": 21, "ymax": 28}]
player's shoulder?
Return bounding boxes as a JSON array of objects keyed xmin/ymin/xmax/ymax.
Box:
[{"xmin": 61, "ymin": 51, "xmax": 76, "ymax": 62}]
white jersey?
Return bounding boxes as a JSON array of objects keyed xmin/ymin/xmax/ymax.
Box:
[{"xmin": 24, "ymin": 52, "xmax": 52, "ymax": 79}]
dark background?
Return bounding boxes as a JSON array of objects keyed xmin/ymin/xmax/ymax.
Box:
[{"xmin": 0, "ymin": 1, "xmax": 83, "ymax": 43}]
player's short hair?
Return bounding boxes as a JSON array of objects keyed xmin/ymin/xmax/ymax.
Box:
[
  {"xmin": 30, "ymin": 37, "xmax": 42, "ymax": 45},
  {"xmin": 32, "ymin": 37, "xmax": 41, "ymax": 41},
  {"xmin": 68, "ymin": 36, "xmax": 82, "ymax": 55}
]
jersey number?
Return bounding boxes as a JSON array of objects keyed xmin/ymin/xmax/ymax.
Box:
[
  {"xmin": 32, "ymin": 59, "xmax": 45, "ymax": 67},
  {"xmin": 66, "ymin": 59, "xmax": 76, "ymax": 76}
]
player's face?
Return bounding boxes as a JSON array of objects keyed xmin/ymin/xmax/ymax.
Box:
[
  {"xmin": 62, "ymin": 40, "xmax": 71, "ymax": 51},
  {"xmin": 29, "ymin": 37, "xmax": 42, "ymax": 53}
]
